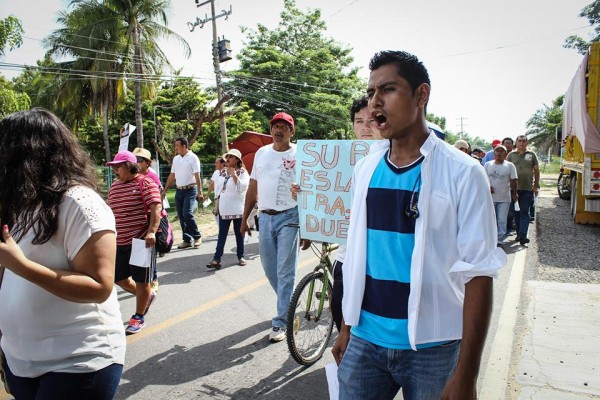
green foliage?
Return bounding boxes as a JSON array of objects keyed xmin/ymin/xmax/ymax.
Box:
[
  {"xmin": 0, "ymin": 15, "xmax": 24, "ymax": 55},
  {"xmin": 229, "ymin": 0, "xmax": 363, "ymax": 140},
  {"xmin": 426, "ymin": 113, "xmax": 447, "ymax": 130},
  {"xmin": 526, "ymin": 95, "xmax": 563, "ymax": 155},
  {"xmin": 564, "ymin": 0, "xmax": 600, "ymax": 54},
  {"xmin": 0, "ymin": 76, "xmax": 31, "ymax": 118}
]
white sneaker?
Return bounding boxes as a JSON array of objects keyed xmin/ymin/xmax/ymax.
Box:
[
  {"xmin": 269, "ymin": 327, "xmax": 286, "ymax": 342},
  {"xmin": 194, "ymin": 238, "xmax": 202, "ymax": 247}
]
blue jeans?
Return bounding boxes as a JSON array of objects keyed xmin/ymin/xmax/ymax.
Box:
[
  {"xmin": 258, "ymin": 208, "xmax": 300, "ymax": 328},
  {"xmin": 2, "ymin": 357, "xmax": 123, "ymax": 400},
  {"xmin": 338, "ymin": 334, "xmax": 460, "ymax": 400},
  {"xmin": 213, "ymin": 217, "xmax": 244, "ymax": 261},
  {"xmin": 175, "ymin": 187, "xmax": 201, "ymax": 244},
  {"xmin": 515, "ymin": 190, "xmax": 534, "ymax": 239},
  {"xmin": 493, "ymin": 201, "xmax": 510, "ymax": 243}
]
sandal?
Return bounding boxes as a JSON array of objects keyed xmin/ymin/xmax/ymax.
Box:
[
  {"xmin": 206, "ymin": 260, "xmax": 221, "ymax": 270},
  {"xmin": 238, "ymin": 258, "xmax": 247, "ymax": 266}
]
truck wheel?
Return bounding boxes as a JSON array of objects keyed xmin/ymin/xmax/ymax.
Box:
[
  {"xmin": 557, "ymin": 172, "xmax": 571, "ymax": 200},
  {"xmin": 570, "ymin": 174, "xmax": 578, "ymax": 220}
]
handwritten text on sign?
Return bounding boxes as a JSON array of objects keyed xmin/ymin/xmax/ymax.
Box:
[{"xmin": 296, "ymin": 140, "xmax": 375, "ymax": 244}]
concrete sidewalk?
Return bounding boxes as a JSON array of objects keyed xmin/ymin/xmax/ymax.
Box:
[{"xmin": 516, "ymin": 282, "xmax": 600, "ymax": 399}]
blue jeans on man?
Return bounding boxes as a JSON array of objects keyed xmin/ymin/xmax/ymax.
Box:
[
  {"xmin": 493, "ymin": 201, "xmax": 510, "ymax": 244},
  {"xmin": 338, "ymin": 334, "xmax": 460, "ymax": 400},
  {"xmin": 175, "ymin": 187, "xmax": 201, "ymax": 244},
  {"xmin": 258, "ymin": 207, "xmax": 300, "ymax": 329},
  {"xmin": 515, "ymin": 190, "xmax": 534, "ymax": 240}
]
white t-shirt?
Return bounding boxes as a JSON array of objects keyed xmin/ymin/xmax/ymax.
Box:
[
  {"xmin": 0, "ymin": 186, "xmax": 126, "ymax": 378},
  {"xmin": 251, "ymin": 144, "xmax": 297, "ymax": 211},
  {"xmin": 171, "ymin": 151, "xmax": 201, "ymax": 187},
  {"xmin": 484, "ymin": 160, "xmax": 517, "ymax": 203},
  {"xmin": 218, "ymin": 168, "xmax": 250, "ymax": 218},
  {"xmin": 211, "ymin": 169, "xmax": 225, "ymax": 197}
]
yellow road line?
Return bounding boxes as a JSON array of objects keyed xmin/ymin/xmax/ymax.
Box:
[
  {"xmin": 0, "ymin": 255, "xmax": 319, "ymax": 398},
  {"xmin": 127, "ymin": 255, "xmax": 317, "ymax": 344}
]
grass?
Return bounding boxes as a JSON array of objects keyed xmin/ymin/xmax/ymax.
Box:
[{"xmin": 539, "ymin": 158, "xmax": 561, "ymax": 174}]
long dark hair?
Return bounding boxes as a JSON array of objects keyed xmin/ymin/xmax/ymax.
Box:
[{"xmin": 0, "ymin": 108, "xmax": 98, "ymax": 244}]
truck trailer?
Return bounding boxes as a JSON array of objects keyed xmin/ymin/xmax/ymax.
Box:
[{"xmin": 560, "ymin": 42, "xmax": 600, "ymax": 224}]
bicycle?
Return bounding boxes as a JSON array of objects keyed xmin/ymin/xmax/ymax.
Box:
[{"xmin": 286, "ymin": 226, "xmax": 339, "ymax": 366}]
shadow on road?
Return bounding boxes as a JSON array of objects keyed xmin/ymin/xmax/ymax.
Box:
[{"xmin": 116, "ymin": 320, "xmax": 331, "ymax": 399}]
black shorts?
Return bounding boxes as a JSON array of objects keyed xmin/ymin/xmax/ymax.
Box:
[{"xmin": 115, "ymin": 244, "xmax": 156, "ymax": 284}]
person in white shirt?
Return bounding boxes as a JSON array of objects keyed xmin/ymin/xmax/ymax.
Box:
[
  {"xmin": 331, "ymin": 51, "xmax": 506, "ymax": 400},
  {"xmin": 0, "ymin": 109, "xmax": 125, "ymax": 398},
  {"xmin": 207, "ymin": 156, "xmax": 227, "ymax": 224},
  {"xmin": 207, "ymin": 149, "xmax": 250, "ymax": 269},
  {"xmin": 162, "ymin": 137, "xmax": 205, "ymax": 249},
  {"xmin": 484, "ymin": 145, "xmax": 518, "ymax": 246},
  {"xmin": 241, "ymin": 112, "xmax": 310, "ymax": 343}
]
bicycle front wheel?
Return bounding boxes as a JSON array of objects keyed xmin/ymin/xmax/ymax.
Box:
[{"xmin": 286, "ymin": 271, "xmax": 334, "ymax": 366}]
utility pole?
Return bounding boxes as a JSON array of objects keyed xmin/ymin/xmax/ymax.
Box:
[
  {"xmin": 188, "ymin": 1, "xmax": 232, "ymax": 153},
  {"xmin": 456, "ymin": 116, "xmax": 468, "ymax": 138}
]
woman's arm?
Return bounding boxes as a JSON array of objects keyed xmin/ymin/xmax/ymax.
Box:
[{"xmin": 0, "ymin": 226, "xmax": 116, "ymax": 303}]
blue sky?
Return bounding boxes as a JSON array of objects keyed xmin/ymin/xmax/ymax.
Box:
[{"xmin": 0, "ymin": 0, "xmax": 594, "ymax": 143}]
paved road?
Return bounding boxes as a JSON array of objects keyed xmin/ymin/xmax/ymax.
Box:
[{"xmin": 2, "ymin": 177, "xmax": 599, "ymax": 399}]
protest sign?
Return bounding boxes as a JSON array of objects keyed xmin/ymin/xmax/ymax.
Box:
[
  {"xmin": 118, "ymin": 123, "xmax": 136, "ymax": 152},
  {"xmin": 296, "ymin": 140, "xmax": 375, "ymax": 244}
]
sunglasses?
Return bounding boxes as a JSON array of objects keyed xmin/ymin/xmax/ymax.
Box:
[{"xmin": 136, "ymin": 157, "xmax": 149, "ymax": 163}]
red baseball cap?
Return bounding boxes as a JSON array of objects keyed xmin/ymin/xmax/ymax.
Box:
[
  {"xmin": 492, "ymin": 139, "xmax": 502, "ymax": 147},
  {"xmin": 270, "ymin": 112, "xmax": 295, "ymax": 128}
]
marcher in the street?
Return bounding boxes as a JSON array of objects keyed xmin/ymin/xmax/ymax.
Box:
[
  {"xmin": 502, "ymin": 137, "xmax": 517, "ymax": 233},
  {"xmin": 454, "ymin": 139, "xmax": 470, "ymax": 154},
  {"xmin": 241, "ymin": 112, "xmax": 310, "ymax": 343},
  {"xmin": 134, "ymin": 147, "xmax": 165, "ymax": 290},
  {"xmin": 207, "ymin": 149, "xmax": 250, "ymax": 269},
  {"xmin": 507, "ymin": 135, "xmax": 540, "ymax": 245},
  {"xmin": 134, "ymin": 147, "xmax": 162, "ymax": 190},
  {"xmin": 107, "ymin": 151, "xmax": 161, "ymax": 334},
  {"xmin": 482, "ymin": 139, "xmax": 502, "ymax": 164},
  {"xmin": 330, "ymin": 96, "xmax": 382, "ymax": 332},
  {"xmin": 332, "ymin": 51, "xmax": 506, "ymax": 399},
  {"xmin": 0, "ymin": 109, "xmax": 125, "ymax": 398},
  {"xmin": 207, "ymin": 156, "xmax": 227, "ymax": 224},
  {"xmin": 484, "ymin": 145, "xmax": 518, "ymax": 247},
  {"xmin": 162, "ymin": 137, "xmax": 204, "ymax": 249}
]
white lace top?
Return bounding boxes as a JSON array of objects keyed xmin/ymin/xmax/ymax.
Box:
[{"xmin": 0, "ymin": 186, "xmax": 126, "ymax": 377}]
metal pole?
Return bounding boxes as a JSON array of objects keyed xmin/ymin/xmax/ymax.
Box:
[
  {"xmin": 210, "ymin": 0, "xmax": 228, "ymax": 154},
  {"xmin": 153, "ymin": 106, "xmax": 160, "ymax": 178}
]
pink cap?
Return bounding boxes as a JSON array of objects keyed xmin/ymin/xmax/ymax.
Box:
[
  {"xmin": 106, "ymin": 151, "xmax": 137, "ymax": 166},
  {"xmin": 270, "ymin": 112, "xmax": 295, "ymax": 128}
]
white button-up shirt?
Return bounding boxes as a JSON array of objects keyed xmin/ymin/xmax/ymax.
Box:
[{"xmin": 342, "ymin": 132, "xmax": 507, "ymax": 350}]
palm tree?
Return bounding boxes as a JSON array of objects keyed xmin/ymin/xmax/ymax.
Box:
[
  {"xmin": 81, "ymin": 0, "xmax": 191, "ymax": 147},
  {"xmin": 526, "ymin": 95, "xmax": 564, "ymax": 157},
  {"xmin": 45, "ymin": 2, "xmax": 125, "ymax": 162}
]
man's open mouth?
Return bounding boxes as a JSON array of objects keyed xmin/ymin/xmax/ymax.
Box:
[{"xmin": 373, "ymin": 112, "xmax": 387, "ymax": 129}]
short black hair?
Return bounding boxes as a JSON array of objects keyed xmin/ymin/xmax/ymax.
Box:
[
  {"xmin": 502, "ymin": 137, "xmax": 514, "ymax": 145},
  {"xmin": 369, "ymin": 50, "xmax": 430, "ymax": 93},
  {"xmin": 176, "ymin": 137, "xmax": 188, "ymax": 147},
  {"xmin": 350, "ymin": 96, "xmax": 369, "ymax": 123}
]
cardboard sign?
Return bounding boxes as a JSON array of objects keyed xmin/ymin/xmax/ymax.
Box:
[
  {"xmin": 296, "ymin": 140, "xmax": 375, "ymax": 244},
  {"xmin": 118, "ymin": 123, "xmax": 136, "ymax": 152}
]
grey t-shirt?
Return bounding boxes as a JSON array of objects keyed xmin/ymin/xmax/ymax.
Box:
[{"xmin": 484, "ymin": 160, "xmax": 517, "ymax": 202}]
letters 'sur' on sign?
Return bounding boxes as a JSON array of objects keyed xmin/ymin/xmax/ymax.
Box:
[{"xmin": 296, "ymin": 140, "xmax": 375, "ymax": 244}]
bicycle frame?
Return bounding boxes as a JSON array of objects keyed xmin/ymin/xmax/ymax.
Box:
[{"xmin": 304, "ymin": 242, "xmax": 337, "ymax": 320}]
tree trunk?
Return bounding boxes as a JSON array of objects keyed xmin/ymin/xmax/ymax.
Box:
[
  {"xmin": 133, "ymin": 25, "xmax": 144, "ymax": 147},
  {"xmin": 102, "ymin": 100, "xmax": 111, "ymax": 163}
]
